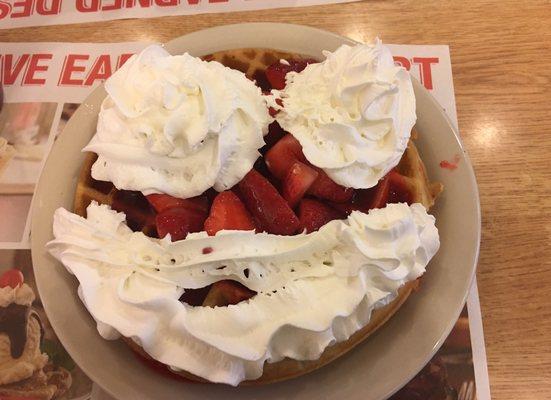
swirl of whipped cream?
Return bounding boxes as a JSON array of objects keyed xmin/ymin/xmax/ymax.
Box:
[
  {"xmin": 48, "ymin": 201, "xmax": 438, "ymax": 386},
  {"xmin": 84, "ymin": 45, "xmax": 270, "ymax": 199},
  {"xmin": 273, "ymin": 40, "xmax": 416, "ymax": 189}
]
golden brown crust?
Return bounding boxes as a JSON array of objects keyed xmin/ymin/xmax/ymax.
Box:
[
  {"xmin": 73, "ymin": 48, "xmax": 442, "ymax": 386},
  {"xmin": 123, "ymin": 280, "xmax": 418, "ymax": 385}
]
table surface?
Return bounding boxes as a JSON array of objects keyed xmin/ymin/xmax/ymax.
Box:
[{"xmin": 2, "ymin": 0, "xmax": 550, "ymax": 398}]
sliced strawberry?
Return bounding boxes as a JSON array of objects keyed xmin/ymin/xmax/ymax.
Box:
[
  {"xmin": 0, "ymin": 269, "xmax": 24, "ymax": 288},
  {"xmin": 204, "ymin": 188, "xmax": 218, "ymax": 204},
  {"xmin": 253, "ymin": 70, "xmax": 271, "ymax": 92},
  {"xmin": 238, "ymin": 169, "xmax": 300, "ymax": 235},
  {"xmin": 265, "ymin": 134, "xmax": 307, "ymax": 180},
  {"xmin": 267, "ymin": 98, "xmax": 284, "ymax": 118},
  {"xmin": 344, "ymin": 170, "xmax": 413, "ymax": 212},
  {"xmin": 146, "ymin": 193, "xmax": 209, "ymax": 214},
  {"xmin": 367, "ymin": 173, "xmax": 391, "ymax": 209},
  {"xmin": 204, "ymin": 191, "xmax": 256, "ymax": 236},
  {"xmin": 328, "ymin": 198, "xmax": 356, "ymax": 216},
  {"xmin": 112, "ymin": 190, "xmax": 157, "ymax": 234},
  {"xmin": 156, "ymin": 207, "xmax": 207, "ymax": 241},
  {"xmin": 265, "ymin": 59, "xmax": 317, "ymax": 90},
  {"xmin": 265, "ymin": 134, "xmax": 353, "ymax": 203},
  {"xmin": 298, "ymin": 198, "xmax": 344, "ymax": 233},
  {"xmin": 307, "ymin": 170, "xmax": 354, "ymax": 203},
  {"xmin": 282, "ymin": 162, "xmax": 318, "ymax": 208},
  {"xmin": 388, "ymin": 171, "xmax": 413, "ymax": 205},
  {"xmin": 204, "ymin": 280, "xmax": 256, "ymax": 306},
  {"xmin": 340, "ymin": 174, "xmax": 390, "ymax": 213},
  {"xmin": 262, "ymin": 121, "xmax": 287, "ymax": 153},
  {"xmin": 178, "ymin": 285, "xmax": 213, "ymax": 307}
]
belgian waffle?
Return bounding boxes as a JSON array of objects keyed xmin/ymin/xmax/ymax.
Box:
[{"xmin": 72, "ymin": 48, "xmax": 442, "ymax": 385}]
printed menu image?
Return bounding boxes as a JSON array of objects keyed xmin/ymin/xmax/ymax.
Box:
[
  {"xmin": 0, "ymin": 102, "xmax": 57, "ymax": 243},
  {"xmin": 0, "ymin": 249, "xmax": 92, "ymax": 400},
  {"xmin": 390, "ymin": 306, "xmax": 476, "ymax": 400},
  {"xmin": 0, "ymin": 103, "xmax": 57, "ymax": 191}
]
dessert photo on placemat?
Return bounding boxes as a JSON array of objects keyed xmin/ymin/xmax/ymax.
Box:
[
  {"xmin": 390, "ymin": 305, "xmax": 476, "ymax": 400},
  {"xmin": 0, "ymin": 249, "xmax": 93, "ymax": 400},
  {"xmin": 0, "ymin": 102, "xmax": 57, "ymax": 190},
  {"xmin": 0, "ymin": 102, "xmax": 57, "ymax": 243}
]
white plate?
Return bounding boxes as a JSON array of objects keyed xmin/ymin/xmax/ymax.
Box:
[{"xmin": 31, "ymin": 23, "xmax": 480, "ymax": 400}]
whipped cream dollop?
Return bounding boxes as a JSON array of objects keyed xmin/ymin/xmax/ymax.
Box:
[
  {"xmin": 273, "ymin": 40, "xmax": 416, "ymax": 189},
  {"xmin": 48, "ymin": 201, "xmax": 438, "ymax": 386},
  {"xmin": 84, "ymin": 45, "xmax": 270, "ymax": 198},
  {"xmin": 0, "ymin": 283, "xmax": 35, "ymax": 308}
]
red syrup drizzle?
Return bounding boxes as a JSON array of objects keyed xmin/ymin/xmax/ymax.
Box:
[{"xmin": 439, "ymin": 154, "xmax": 461, "ymax": 170}]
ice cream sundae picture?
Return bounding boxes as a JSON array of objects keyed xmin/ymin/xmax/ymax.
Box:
[{"xmin": 0, "ymin": 268, "xmax": 72, "ymax": 400}]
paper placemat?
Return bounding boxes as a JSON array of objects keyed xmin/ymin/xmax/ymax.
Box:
[{"xmin": 0, "ymin": 0, "xmax": 359, "ymax": 29}]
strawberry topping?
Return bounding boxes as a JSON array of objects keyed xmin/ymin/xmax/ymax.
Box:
[
  {"xmin": 205, "ymin": 280, "xmax": 256, "ymax": 306},
  {"xmin": 156, "ymin": 207, "xmax": 207, "ymax": 241},
  {"xmin": 262, "ymin": 121, "xmax": 287, "ymax": 153},
  {"xmin": 331, "ymin": 171, "xmax": 412, "ymax": 214},
  {"xmin": 388, "ymin": 171, "xmax": 413, "ymax": 205},
  {"xmin": 238, "ymin": 169, "xmax": 300, "ymax": 235},
  {"xmin": 146, "ymin": 193, "xmax": 209, "ymax": 214},
  {"xmin": 266, "ymin": 134, "xmax": 353, "ymax": 203},
  {"xmin": 354, "ymin": 173, "xmax": 391, "ymax": 211},
  {"xmin": 265, "ymin": 134, "xmax": 307, "ymax": 180},
  {"xmin": 307, "ymin": 169, "xmax": 354, "ymax": 203},
  {"xmin": 298, "ymin": 198, "xmax": 344, "ymax": 233},
  {"xmin": 204, "ymin": 191, "xmax": 256, "ymax": 236},
  {"xmin": 265, "ymin": 59, "xmax": 317, "ymax": 90},
  {"xmin": 282, "ymin": 162, "xmax": 318, "ymax": 208},
  {"xmin": 112, "ymin": 190, "xmax": 157, "ymax": 235}
]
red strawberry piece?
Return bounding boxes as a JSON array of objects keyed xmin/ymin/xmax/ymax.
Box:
[
  {"xmin": 112, "ymin": 190, "xmax": 157, "ymax": 234},
  {"xmin": 0, "ymin": 269, "xmax": 24, "ymax": 288},
  {"xmin": 207, "ymin": 280, "xmax": 256, "ymax": 306},
  {"xmin": 267, "ymin": 98, "xmax": 284, "ymax": 117},
  {"xmin": 282, "ymin": 161, "xmax": 318, "ymax": 208},
  {"xmin": 307, "ymin": 169, "xmax": 354, "ymax": 203},
  {"xmin": 368, "ymin": 173, "xmax": 391, "ymax": 209},
  {"xmin": 156, "ymin": 207, "xmax": 207, "ymax": 241},
  {"xmin": 348, "ymin": 170, "xmax": 415, "ymax": 212},
  {"xmin": 204, "ymin": 191, "xmax": 256, "ymax": 236},
  {"xmin": 388, "ymin": 171, "xmax": 413, "ymax": 205},
  {"xmin": 346, "ymin": 173, "xmax": 391, "ymax": 213},
  {"xmin": 262, "ymin": 121, "xmax": 287, "ymax": 153},
  {"xmin": 253, "ymin": 70, "xmax": 271, "ymax": 92},
  {"xmin": 238, "ymin": 169, "xmax": 300, "ymax": 235},
  {"xmin": 253, "ymin": 157, "xmax": 277, "ymax": 184},
  {"xmin": 146, "ymin": 193, "xmax": 209, "ymax": 214},
  {"xmin": 328, "ymin": 198, "xmax": 356, "ymax": 216},
  {"xmin": 204, "ymin": 188, "xmax": 218, "ymax": 204},
  {"xmin": 265, "ymin": 66, "xmax": 286, "ymax": 91},
  {"xmin": 253, "ymin": 157, "xmax": 282, "ymax": 194},
  {"xmin": 178, "ymin": 285, "xmax": 213, "ymax": 307},
  {"xmin": 265, "ymin": 59, "xmax": 317, "ymax": 90},
  {"xmin": 265, "ymin": 134, "xmax": 307, "ymax": 180},
  {"xmin": 298, "ymin": 198, "xmax": 344, "ymax": 233}
]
